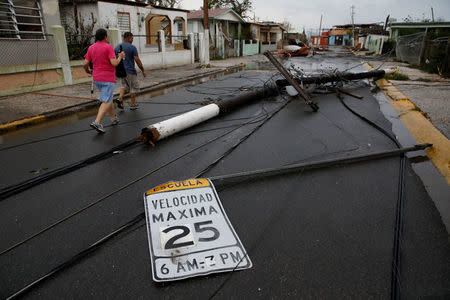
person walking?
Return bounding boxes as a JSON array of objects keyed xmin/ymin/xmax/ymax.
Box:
[
  {"xmin": 83, "ymin": 28, "xmax": 125, "ymax": 133},
  {"xmin": 114, "ymin": 32, "xmax": 146, "ymax": 111}
]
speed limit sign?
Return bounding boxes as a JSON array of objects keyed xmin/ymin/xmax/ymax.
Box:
[{"xmin": 143, "ymin": 178, "xmax": 252, "ymax": 282}]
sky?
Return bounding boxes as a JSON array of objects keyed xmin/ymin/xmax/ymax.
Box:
[{"xmin": 179, "ymin": 0, "xmax": 450, "ymax": 32}]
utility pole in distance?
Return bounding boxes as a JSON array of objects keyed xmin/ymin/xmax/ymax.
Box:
[
  {"xmin": 203, "ymin": 0, "xmax": 210, "ymax": 64},
  {"xmin": 350, "ymin": 5, "xmax": 355, "ymax": 47}
]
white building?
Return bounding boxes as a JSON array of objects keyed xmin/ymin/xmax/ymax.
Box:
[{"xmin": 59, "ymin": 0, "xmax": 189, "ymax": 53}]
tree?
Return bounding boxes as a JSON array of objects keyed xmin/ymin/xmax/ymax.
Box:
[
  {"xmin": 206, "ymin": 0, "xmax": 253, "ymax": 18},
  {"xmin": 149, "ymin": 0, "xmax": 181, "ymax": 8},
  {"xmin": 281, "ymin": 19, "xmax": 293, "ymax": 32}
]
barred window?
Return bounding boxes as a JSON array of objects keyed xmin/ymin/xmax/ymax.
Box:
[
  {"xmin": 117, "ymin": 12, "xmax": 130, "ymax": 32},
  {"xmin": 0, "ymin": 0, "xmax": 45, "ymax": 40}
]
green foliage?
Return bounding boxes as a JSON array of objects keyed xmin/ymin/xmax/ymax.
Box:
[
  {"xmin": 415, "ymin": 77, "xmax": 433, "ymax": 82},
  {"xmin": 385, "ymin": 72, "xmax": 409, "ymax": 80},
  {"xmin": 207, "ymin": 0, "xmax": 252, "ymax": 18},
  {"xmin": 149, "ymin": 0, "xmax": 181, "ymax": 8},
  {"xmin": 382, "ymin": 39, "xmax": 396, "ymax": 55},
  {"xmin": 63, "ymin": 12, "xmax": 96, "ymax": 60}
]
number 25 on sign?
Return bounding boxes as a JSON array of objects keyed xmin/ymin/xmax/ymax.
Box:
[{"xmin": 160, "ymin": 220, "xmax": 220, "ymax": 250}]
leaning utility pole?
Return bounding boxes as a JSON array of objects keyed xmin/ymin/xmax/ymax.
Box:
[
  {"xmin": 203, "ymin": 0, "xmax": 210, "ymax": 64},
  {"xmin": 350, "ymin": 5, "xmax": 355, "ymax": 47},
  {"xmin": 318, "ymin": 14, "xmax": 323, "ymax": 36}
]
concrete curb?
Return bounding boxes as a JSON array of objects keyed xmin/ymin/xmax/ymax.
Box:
[
  {"xmin": 363, "ymin": 63, "xmax": 450, "ymax": 185},
  {"xmin": 0, "ymin": 65, "xmax": 243, "ymax": 134}
]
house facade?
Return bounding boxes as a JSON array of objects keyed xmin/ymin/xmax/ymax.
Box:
[
  {"xmin": 0, "ymin": 0, "xmax": 67, "ymax": 96},
  {"xmin": 187, "ymin": 8, "xmax": 244, "ymax": 43},
  {"xmin": 258, "ymin": 21, "xmax": 285, "ymax": 48},
  {"xmin": 59, "ymin": 0, "xmax": 189, "ymax": 53},
  {"xmin": 329, "ymin": 29, "xmax": 350, "ymax": 46},
  {"xmin": 1, "ymin": 0, "xmax": 61, "ymax": 67},
  {"xmin": 389, "ymin": 22, "xmax": 450, "ymax": 39}
]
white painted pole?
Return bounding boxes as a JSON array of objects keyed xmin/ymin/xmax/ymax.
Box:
[
  {"xmin": 204, "ymin": 29, "xmax": 210, "ymax": 64},
  {"xmin": 188, "ymin": 33, "xmax": 195, "ymax": 64},
  {"xmin": 199, "ymin": 32, "xmax": 205, "ymax": 64},
  {"xmin": 144, "ymin": 104, "xmax": 220, "ymax": 141}
]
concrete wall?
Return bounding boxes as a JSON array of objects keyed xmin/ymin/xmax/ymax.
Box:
[
  {"xmin": 260, "ymin": 41, "xmax": 277, "ymax": 53},
  {"xmin": 0, "ymin": 0, "xmax": 61, "ymax": 67},
  {"xmin": 366, "ymin": 34, "xmax": 389, "ymax": 54},
  {"xmin": 0, "ymin": 27, "xmax": 194, "ymax": 96},
  {"xmin": 160, "ymin": 50, "xmax": 191, "ymax": 68},
  {"xmin": 242, "ymin": 40, "xmax": 259, "ymax": 56},
  {"xmin": 41, "ymin": 0, "xmax": 62, "ymax": 33}
]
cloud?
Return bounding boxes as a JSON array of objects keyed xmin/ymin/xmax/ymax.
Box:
[{"xmin": 180, "ymin": 0, "xmax": 450, "ymax": 31}]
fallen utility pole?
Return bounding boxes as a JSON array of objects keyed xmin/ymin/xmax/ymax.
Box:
[
  {"xmin": 210, "ymin": 143, "xmax": 432, "ymax": 184},
  {"xmin": 275, "ymin": 69, "xmax": 392, "ymax": 87},
  {"xmin": 140, "ymin": 86, "xmax": 277, "ymax": 145},
  {"xmin": 264, "ymin": 51, "xmax": 319, "ymax": 111},
  {"xmin": 4, "ymin": 142, "xmax": 432, "ymax": 300}
]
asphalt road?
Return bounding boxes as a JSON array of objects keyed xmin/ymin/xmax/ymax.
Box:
[{"xmin": 0, "ymin": 49, "xmax": 449, "ymax": 299}]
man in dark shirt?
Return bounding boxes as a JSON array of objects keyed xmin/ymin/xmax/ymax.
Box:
[{"xmin": 114, "ymin": 32, "xmax": 146, "ymax": 110}]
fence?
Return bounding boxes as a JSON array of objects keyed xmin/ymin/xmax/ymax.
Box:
[
  {"xmin": 421, "ymin": 37, "xmax": 450, "ymax": 75},
  {"xmin": 66, "ymin": 34, "xmax": 94, "ymax": 61},
  {"xmin": 0, "ymin": 26, "xmax": 195, "ymax": 96},
  {"xmin": 260, "ymin": 41, "xmax": 277, "ymax": 53},
  {"xmin": 396, "ymin": 32, "xmax": 450, "ymax": 75},
  {"xmin": 396, "ymin": 32, "xmax": 426, "ymax": 65},
  {"xmin": 242, "ymin": 40, "xmax": 259, "ymax": 56},
  {"xmin": 0, "ymin": 34, "xmax": 57, "ymax": 67}
]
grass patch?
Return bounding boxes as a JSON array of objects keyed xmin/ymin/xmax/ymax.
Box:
[
  {"xmin": 196, "ymin": 64, "xmax": 211, "ymax": 69},
  {"xmin": 415, "ymin": 77, "xmax": 433, "ymax": 82},
  {"xmin": 385, "ymin": 72, "xmax": 409, "ymax": 81}
]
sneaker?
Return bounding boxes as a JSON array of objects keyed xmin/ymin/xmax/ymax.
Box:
[
  {"xmin": 114, "ymin": 98, "xmax": 124, "ymax": 109},
  {"xmin": 130, "ymin": 103, "xmax": 139, "ymax": 110},
  {"xmin": 111, "ymin": 117, "xmax": 119, "ymax": 126},
  {"xmin": 90, "ymin": 121, "xmax": 105, "ymax": 133}
]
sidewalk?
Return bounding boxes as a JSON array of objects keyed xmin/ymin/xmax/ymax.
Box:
[
  {"xmin": 368, "ymin": 60, "xmax": 450, "ymax": 139},
  {"xmin": 0, "ymin": 55, "xmax": 269, "ymax": 133}
]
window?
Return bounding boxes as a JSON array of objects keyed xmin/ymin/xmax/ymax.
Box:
[
  {"xmin": 0, "ymin": 0, "xmax": 44, "ymax": 39},
  {"xmin": 117, "ymin": 12, "xmax": 130, "ymax": 32},
  {"xmin": 177, "ymin": 22, "xmax": 182, "ymax": 32}
]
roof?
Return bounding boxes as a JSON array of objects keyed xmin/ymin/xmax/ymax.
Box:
[
  {"xmin": 146, "ymin": 4, "xmax": 190, "ymax": 13},
  {"xmin": 59, "ymin": 0, "xmax": 147, "ymax": 6},
  {"xmin": 59, "ymin": 0, "xmax": 190, "ymax": 12},
  {"xmin": 187, "ymin": 8, "xmax": 245, "ymax": 23},
  {"xmin": 334, "ymin": 23, "xmax": 382, "ymax": 28},
  {"xmin": 258, "ymin": 22, "xmax": 287, "ymax": 31},
  {"xmin": 389, "ymin": 21, "xmax": 450, "ymax": 28}
]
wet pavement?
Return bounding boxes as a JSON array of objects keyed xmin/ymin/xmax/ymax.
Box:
[
  {"xmin": 0, "ymin": 48, "xmax": 449, "ymax": 299},
  {"xmin": 369, "ymin": 60, "xmax": 450, "ymax": 139}
]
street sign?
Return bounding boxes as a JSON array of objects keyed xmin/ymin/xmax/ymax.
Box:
[{"xmin": 143, "ymin": 178, "xmax": 252, "ymax": 282}]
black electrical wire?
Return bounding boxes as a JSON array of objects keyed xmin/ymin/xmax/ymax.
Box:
[
  {"xmin": 0, "ymin": 110, "xmax": 194, "ymax": 152},
  {"xmin": 0, "ymin": 101, "xmax": 278, "ymax": 257},
  {"xmin": 0, "ymin": 74, "xmax": 281, "ymax": 200},
  {"xmin": 0, "ymin": 102, "xmax": 273, "ymax": 200},
  {"xmin": 336, "ymin": 91, "xmax": 405, "ymax": 300},
  {"xmin": 0, "ymin": 73, "xmax": 278, "ymax": 154},
  {"xmin": 0, "ymin": 138, "xmax": 139, "ymax": 201},
  {"xmin": 5, "ymin": 214, "xmax": 145, "ymax": 300},
  {"xmin": 4, "ymin": 88, "xmax": 418, "ymax": 299},
  {"xmin": 2, "ymin": 97, "xmax": 286, "ymax": 299}
]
